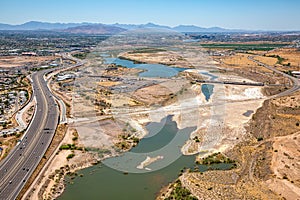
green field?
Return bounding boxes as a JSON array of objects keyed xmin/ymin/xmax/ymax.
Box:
[
  {"xmin": 200, "ymin": 43, "xmax": 289, "ymax": 51},
  {"xmin": 128, "ymin": 48, "xmax": 166, "ymax": 54}
]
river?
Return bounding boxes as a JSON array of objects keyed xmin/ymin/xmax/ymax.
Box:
[{"xmin": 58, "ymin": 57, "xmax": 223, "ymax": 200}]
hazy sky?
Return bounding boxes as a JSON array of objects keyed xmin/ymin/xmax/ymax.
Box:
[{"xmin": 1, "ymin": 0, "xmax": 300, "ymax": 30}]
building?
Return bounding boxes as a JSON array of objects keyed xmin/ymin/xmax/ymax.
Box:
[
  {"xmin": 57, "ymin": 74, "xmax": 76, "ymax": 81},
  {"xmin": 21, "ymin": 52, "xmax": 37, "ymax": 56},
  {"xmin": 292, "ymin": 71, "xmax": 300, "ymax": 79}
]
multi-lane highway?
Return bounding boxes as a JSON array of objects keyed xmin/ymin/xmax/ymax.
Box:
[
  {"xmin": 0, "ymin": 51, "xmax": 297, "ymax": 200},
  {"xmin": 0, "ymin": 69, "xmax": 59, "ymax": 200},
  {"xmin": 0, "ymin": 54, "xmax": 84, "ymax": 200}
]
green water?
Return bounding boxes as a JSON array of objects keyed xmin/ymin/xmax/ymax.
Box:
[
  {"xmin": 60, "ymin": 156, "xmax": 196, "ymax": 200},
  {"xmin": 59, "ymin": 116, "xmax": 231, "ymax": 200}
]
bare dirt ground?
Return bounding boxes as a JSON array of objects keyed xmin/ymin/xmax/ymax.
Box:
[
  {"xmin": 75, "ymin": 118, "xmax": 125, "ymax": 149},
  {"xmin": 220, "ymin": 53, "xmax": 273, "ymax": 73},
  {"xmin": 0, "ymin": 56, "xmax": 56, "ymax": 68},
  {"xmin": 22, "ymin": 101, "xmax": 35, "ymax": 125},
  {"xmin": 103, "ymin": 64, "xmax": 143, "ymax": 76},
  {"xmin": 267, "ymin": 48, "xmax": 300, "ymax": 70},
  {"xmin": 119, "ymin": 50, "xmax": 192, "ymax": 68},
  {"xmin": 254, "ymin": 55, "xmax": 278, "ymax": 66},
  {"xmin": 266, "ymin": 131, "xmax": 300, "ymax": 200},
  {"xmin": 132, "ymin": 79, "xmax": 186, "ymax": 106},
  {"xmin": 0, "ymin": 135, "xmax": 18, "ymax": 161},
  {"xmin": 31, "ymin": 47, "xmax": 300, "ymax": 200},
  {"xmin": 211, "ymin": 48, "xmax": 298, "ymax": 87},
  {"xmin": 157, "ymin": 47, "xmax": 300, "ymax": 200},
  {"xmin": 98, "ymin": 81, "xmax": 120, "ymax": 87}
]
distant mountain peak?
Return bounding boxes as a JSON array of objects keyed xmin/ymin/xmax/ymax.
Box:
[
  {"xmin": 145, "ymin": 22, "xmax": 156, "ymax": 26},
  {"xmin": 61, "ymin": 24, "xmax": 126, "ymax": 34},
  {"xmin": 0, "ymin": 21, "xmax": 248, "ymax": 33}
]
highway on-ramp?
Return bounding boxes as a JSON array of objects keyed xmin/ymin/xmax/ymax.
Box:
[{"xmin": 0, "ymin": 69, "xmax": 59, "ymax": 200}]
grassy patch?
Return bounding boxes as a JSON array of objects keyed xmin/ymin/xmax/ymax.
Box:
[
  {"xmin": 165, "ymin": 180, "xmax": 197, "ymax": 200},
  {"xmin": 128, "ymin": 48, "xmax": 166, "ymax": 54},
  {"xmin": 199, "ymin": 152, "xmax": 235, "ymax": 165},
  {"xmin": 266, "ymin": 54, "xmax": 287, "ymax": 64},
  {"xmin": 72, "ymin": 52, "xmax": 88, "ymax": 59},
  {"xmin": 59, "ymin": 143, "xmax": 82, "ymax": 151}
]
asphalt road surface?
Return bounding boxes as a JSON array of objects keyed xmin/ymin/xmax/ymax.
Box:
[
  {"xmin": 0, "ymin": 69, "xmax": 59, "ymax": 200},
  {"xmin": 248, "ymin": 56, "xmax": 300, "ymax": 97}
]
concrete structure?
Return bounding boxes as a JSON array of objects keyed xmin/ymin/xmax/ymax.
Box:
[
  {"xmin": 292, "ymin": 71, "xmax": 300, "ymax": 79},
  {"xmin": 57, "ymin": 73, "xmax": 75, "ymax": 81}
]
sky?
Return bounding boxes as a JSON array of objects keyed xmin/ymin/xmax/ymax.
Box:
[{"xmin": 0, "ymin": 0, "xmax": 300, "ymax": 30}]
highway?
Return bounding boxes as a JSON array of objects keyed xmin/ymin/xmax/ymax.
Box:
[
  {"xmin": 0, "ymin": 54, "xmax": 84, "ymax": 200},
  {"xmin": 248, "ymin": 56, "xmax": 300, "ymax": 97},
  {"xmin": 0, "ymin": 51, "xmax": 297, "ymax": 199},
  {"xmin": 0, "ymin": 69, "xmax": 59, "ymax": 200}
]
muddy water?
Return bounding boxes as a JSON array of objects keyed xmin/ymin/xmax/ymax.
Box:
[{"xmin": 59, "ymin": 116, "xmax": 232, "ymax": 200}]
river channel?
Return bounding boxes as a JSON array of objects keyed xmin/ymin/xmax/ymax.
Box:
[{"xmin": 59, "ymin": 57, "xmax": 225, "ymax": 200}]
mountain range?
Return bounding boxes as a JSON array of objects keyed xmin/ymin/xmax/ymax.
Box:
[{"xmin": 0, "ymin": 21, "xmax": 246, "ymax": 34}]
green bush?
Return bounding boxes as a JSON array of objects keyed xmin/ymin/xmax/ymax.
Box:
[
  {"xmin": 67, "ymin": 153, "xmax": 75, "ymax": 159},
  {"xmin": 257, "ymin": 137, "xmax": 264, "ymax": 141},
  {"xmin": 132, "ymin": 137, "xmax": 140, "ymax": 143},
  {"xmin": 200, "ymin": 152, "xmax": 235, "ymax": 165},
  {"xmin": 60, "ymin": 144, "xmax": 77, "ymax": 150},
  {"xmin": 164, "ymin": 180, "xmax": 197, "ymax": 200}
]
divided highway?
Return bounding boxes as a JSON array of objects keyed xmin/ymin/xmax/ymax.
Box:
[{"xmin": 0, "ymin": 69, "xmax": 59, "ymax": 200}]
